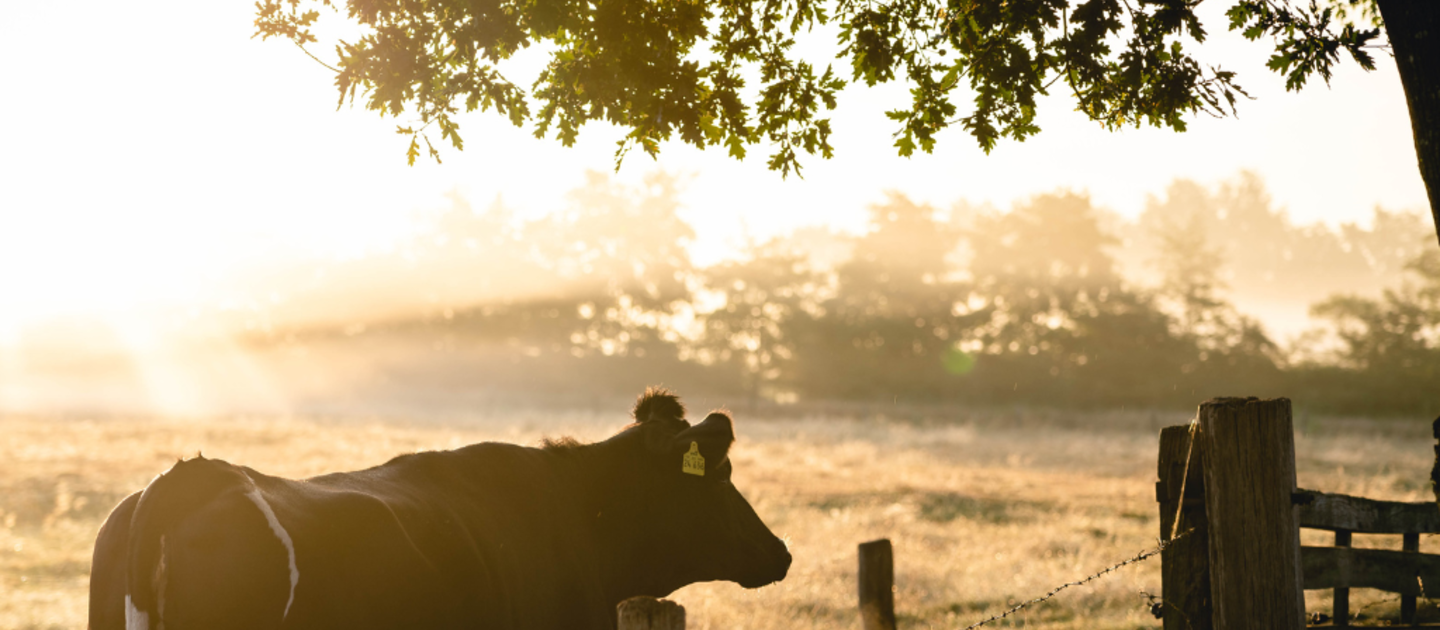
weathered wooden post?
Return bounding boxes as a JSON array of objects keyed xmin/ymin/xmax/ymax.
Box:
[
  {"xmin": 1157, "ymin": 424, "xmax": 1212, "ymax": 630},
  {"xmin": 1401, "ymin": 528, "xmax": 1420, "ymax": 624},
  {"xmin": 1424, "ymin": 416, "xmax": 1440, "ymax": 630},
  {"xmin": 618, "ymin": 596, "xmax": 685, "ymax": 630},
  {"xmin": 1431, "ymin": 416, "xmax": 1439, "ymax": 509},
  {"xmin": 1332, "ymin": 529, "xmax": 1351, "ymax": 627},
  {"xmin": 1198, "ymin": 397, "xmax": 1305, "ymax": 630},
  {"xmin": 858, "ymin": 539, "xmax": 897, "ymax": 630}
]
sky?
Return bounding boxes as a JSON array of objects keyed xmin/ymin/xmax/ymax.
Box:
[{"xmin": 0, "ymin": 0, "xmax": 1430, "ymax": 332}]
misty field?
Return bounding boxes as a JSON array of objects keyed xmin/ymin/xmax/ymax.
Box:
[{"xmin": 1, "ymin": 406, "xmax": 1435, "ymax": 629}]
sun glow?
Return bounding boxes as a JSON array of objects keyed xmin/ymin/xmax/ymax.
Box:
[
  {"xmin": 0, "ymin": 200, "xmax": 304, "ymax": 415},
  {"xmin": 0, "ymin": 307, "xmax": 297, "ymax": 417}
]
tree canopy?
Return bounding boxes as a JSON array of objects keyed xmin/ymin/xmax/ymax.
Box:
[
  {"xmin": 254, "ymin": 0, "xmax": 1376, "ymax": 171},
  {"xmin": 255, "ymin": 0, "xmax": 1440, "ymax": 244}
]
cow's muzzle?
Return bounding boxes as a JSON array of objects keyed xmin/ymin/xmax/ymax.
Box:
[{"xmin": 738, "ymin": 540, "xmax": 791, "ymax": 588}]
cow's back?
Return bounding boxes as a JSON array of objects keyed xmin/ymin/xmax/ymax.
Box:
[
  {"xmin": 90, "ymin": 457, "xmax": 295, "ymax": 630},
  {"xmin": 272, "ymin": 443, "xmax": 613, "ymax": 629},
  {"xmin": 91, "ymin": 445, "xmax": 616, "ymax": 629}
]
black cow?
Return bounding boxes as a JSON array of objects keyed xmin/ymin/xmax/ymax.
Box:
[{"xmin": 89, "ymin": 389, "xmax": 790, "ymax": 630}]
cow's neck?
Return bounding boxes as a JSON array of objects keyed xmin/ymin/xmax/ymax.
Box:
[
  {"xmin": 554, "ymin": 436, "xmax": 675, "ymax": 606},
  {"xmin": 548, "ymin": 437, "xmax": 631, "ymax": 515}
]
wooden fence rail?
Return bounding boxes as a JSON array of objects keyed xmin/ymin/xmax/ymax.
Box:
[
  {"xmin": 1297, "ymin": 491, "xmax": 1440, "ymax": 534},
  {"xmin": 1295, "ymin": 490, "xmax": 1440, "ymax": 626}
]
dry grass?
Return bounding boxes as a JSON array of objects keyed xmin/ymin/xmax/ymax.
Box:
[{"xmin": 0, "ymin": 406, "xmax": 1434, "ymax": 629}]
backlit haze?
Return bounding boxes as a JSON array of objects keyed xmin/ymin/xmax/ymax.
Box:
[{"xmin": 0, "ymin": 0, "xmax": 1430, "ymax": 415}]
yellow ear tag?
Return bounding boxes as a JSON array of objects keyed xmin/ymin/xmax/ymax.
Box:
[{"xmin": 682, "ymin": 441, "xmax": 705, "ymax": 477}]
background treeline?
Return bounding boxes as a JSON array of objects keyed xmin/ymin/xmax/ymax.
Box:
[{"xmin": 241, "ymin": 172, "xmax": 1439, "ymax": 416}]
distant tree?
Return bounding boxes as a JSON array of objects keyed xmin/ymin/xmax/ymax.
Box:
[
  {"xmin": 1338, "ymin": 206, "xmax": 1435, "ymax": 278},
  {"xmin": 1129, "ymin": 174, "xmax": 1432, "ymax": 314},
  {"xmin": 1146, "ymin": 203, "xmax": 1281, "ymax": 383},
  {"xmin": 254, "ymin": 0, "xmax": 1440, "ymax": 246},
  {"xmin": 411, "ymin": 191, "xmax": 532, "ymax": 310},
  {"xmin": 791, "ymin": 194, "xmax": 977, "ymax": 398},
  {"xmin": 833, "ymin": 193, "xmax": 964, "ymax": 322},
  {"xmin": 967, "ymin": 193, "xmax": 1125, "ymax": 353},
  {"xmin": 523, "ymin": 171, "xmax": 697, "ymax": 358},
  {"xmin": 697, "ymin": 241, "xmax": 820, "ymax": 403},
  {"xmin": 962, "ymin": 193, "xmax": 1202, "ymax": 404},
  {"xmin": 272, "ymin": 172, "xmax": 697, "ymax": 357},
  {"xmin": 1289, "ymin": 248, "xmax": 1440, "ymax": 414},
  {"xmin": 1311, "ymin": 249, "xmax": 1440, "ymax": 376},
  {"xmin": 1150, "ymin": 206, "xmax": 1229, "ymax": 333},
  {"xmin": 224, "ymin": 192, "xmax": 539, "ymax": 331}
]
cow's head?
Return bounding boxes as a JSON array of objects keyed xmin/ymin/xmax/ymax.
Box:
[{"xmin": 596, "ymin": 388, "xmax": 791, "ymax": 598}]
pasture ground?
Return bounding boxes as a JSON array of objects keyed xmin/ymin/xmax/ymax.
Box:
[{"xmin": 1, "ymin": 405, "xmax": 1435, "ymax": 629}]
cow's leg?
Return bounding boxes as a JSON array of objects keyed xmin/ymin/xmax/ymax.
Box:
[{"xmin": 89, "ymin": 492, "xmax": 141, "ymax": 630}]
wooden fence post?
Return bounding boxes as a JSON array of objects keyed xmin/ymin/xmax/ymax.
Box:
[
  {"xmin": 1431, "ymin": 415, "xmax": 1439, "ymax": 509},
  {"xmin": 1199, "ymin": 397, "xmax": 1305, "ymax": 630},
  {"xmin": 1157, "ymin": 424, "xmax": 1212, "ymax": 630},
  {"xmin": 1332, "ymin": 529, "xmax": 1351, "ymax": 627},
  {"xmin": 618, "ymin": 596, "xmax": 685, "ymax": 630},
  {"xmin": 859, "ymin": 539, "xmax": 897, "ymax": 630},
  {"xmin": 1401, "ymin": 530, "xmax": 1420, "ymax": 624}
]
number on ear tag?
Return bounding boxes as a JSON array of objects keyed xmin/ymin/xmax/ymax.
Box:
[{"xmin": 682, "ymin": 442, "xmax": 705, "ymax": 477}]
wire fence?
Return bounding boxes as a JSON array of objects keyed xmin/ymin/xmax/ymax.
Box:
[
  {"xmin": 959, "ymin": 418, "xmax": 1202, "ymax": 629},
  {"xmin": 960, "ymin": 528, "xmax": 1194, "ymax": 630}
]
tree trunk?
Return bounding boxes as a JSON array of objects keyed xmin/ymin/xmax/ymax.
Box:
[{"xmin": 1375, "ymin": 0, "xmax": 1440, "ymax": 247}]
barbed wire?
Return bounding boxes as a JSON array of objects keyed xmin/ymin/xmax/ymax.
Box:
[
  {"xmin": 960, "ymin": 416, "xmax": 1202, "ymax": 629},
  {"xmin": 1324, "ymin": 576, "xmax": 1438, "ymax": 626},
  {"xmin": 961, "ymin": 528, "xmax": 1194, "ymax": 630},
  {"xmin": 1141, "ymin": 590, "xmax": 1196, "ymax": 630},
  {"xmin": 1336, "ymin": 592, "xmax": 1403, "ymax": 624}
]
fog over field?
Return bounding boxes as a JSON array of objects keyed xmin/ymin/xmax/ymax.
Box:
[{"xmin": 2, "ymin": 171, "xmax": 1434, "ymax": 419}]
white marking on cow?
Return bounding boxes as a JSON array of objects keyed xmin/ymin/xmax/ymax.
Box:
[
  {"xmin": 156, "ymin": 535, "xmax": 168, "ymax": 629},
  {"xmin": 125, "ymin": 594, "xmax": 149, "ymax": 630},
  {"xmin": 245, "ymin": 488, "xmax": 299, "ymax": 619}
]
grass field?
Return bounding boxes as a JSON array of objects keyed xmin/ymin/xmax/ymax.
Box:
[{"xmin": 1, "ymin": 405, "xmax": 1435, "ymax": 629}]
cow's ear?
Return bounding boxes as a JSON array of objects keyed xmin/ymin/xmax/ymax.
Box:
[{"xmin": 669, "ymin": 412, "xmax": 735, "ymax": 480}]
